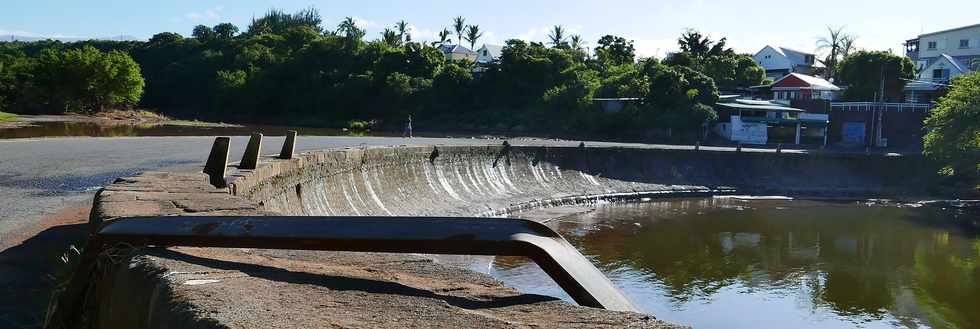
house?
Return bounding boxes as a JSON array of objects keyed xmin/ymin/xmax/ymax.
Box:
[
  {"xmin": 752, "ymin": 46, "xmax": 817, "ymax": 80},
  {"xmin": 771, "ymin": 73, "xmax": 841, "ymax": 101},
  {"xmin": 438, "ymin": 44, "xmax": 478, "ymax": 62},
  {"xmin": 713, "ymin": 97, "xmax": 829, "ymax": 145},
  {"xmin": 476, "ymin": 44, "xmax": 503, "ymax": 64},
  {"xmin": 904, "ymin": 23, "xmax": 979, "ymax": 103}
]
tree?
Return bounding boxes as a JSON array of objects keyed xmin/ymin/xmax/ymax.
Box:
[
  {"xmin": 677, "ymin": 29, "xmax": 731, "ymax": 66},
  {"xmin": 453, "ymin": 16, "xmax": 466, "ymax": 45},
  {"xmin": 816, "ymin": 26, "xmax": 852, "ymax": 81},
  {"xmin": 923, "ymin": 72, "xmax": 980, "ymax": 188},
  {"xmin": 838, "ymin": 50, "xmax": 915, "ymax": 101},
  {"xmin": 434, "ymin": 28, "xmax": 452, "ymax": 47},
  {"xmin": 396, "ymin": 20, "xmax": 409, "ymax": 45},
  {"xmin": 548, "ymin": 25, "xmax": 567, "ymax": 48},
  {"xmin": 28, "ymin": 46, "xmax": 143, "ymax": 113},
  {"xmin": 594, "ymin": 35, "xmax": 635, "ymax": 67},
  {"xmin": 192, "ymin": 25, "xmax": 215, "ymax": 42},
  {"xmin": 464, "ymin": 25, "xmax": 482, "ymax": 50},
  {"xmin": 337, "ymin": 17, "xmax": 365, "ymax": 49},
  {"xmin": 247, "ymin": 8, "xmax": 323, "ymax": 35},
  {"xmin": 381, "ymin": 28, "xmax": 400, "ymax": 47},
  {"xmin": 570, "ymin": 35, "xmax": 584, "ymax": 52},
  {"xmin": 213, "ymin": 23, "xmax": 239, "ymax": 39}
]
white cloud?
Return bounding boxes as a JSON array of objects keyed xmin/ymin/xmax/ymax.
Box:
[
  {"xmin": 516, "ymin": 26, "xmax": 548, "ymax": 42},
  {"xmin": 0, "ymin": 29, "xmax": 85, "ymax": 40},
  {"xmin": 406, "ymin": 25, "xmax": 438, "ymax": 41},
  {"xmin": 633, "ymin": 38, "xmax": 677, "ymax": 59},
  {"xmin": 351, "ymin": 17, "xmax": 378, "ymax": 30},
  {"xmin": 184, "ymin": 6, "xmax": 223, "ymax": 23},
  {"xmin": 0, "ymin": 29, "xmax": 38, "ymax": 37}
]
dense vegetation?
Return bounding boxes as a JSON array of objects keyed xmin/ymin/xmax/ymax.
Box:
[
  {"xmin": 923, "ymin": 72, "xmax": 980, "ymax": 194},
  {"xmin": 838, "ymin": 51, "xmax": 915, "ymax": 102},
  {"xmin": 0, "ymin": 44, "xmax": 143, "ymax": 114},
  {"xmin": 0, "ymin": 9, "xmax": 767, "ymax": 140}
]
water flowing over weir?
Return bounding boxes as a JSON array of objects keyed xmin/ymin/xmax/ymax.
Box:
[
  {"xmin": 229, "ymin": 145, "xmax": 932, "ymax": 218},
  {"xmin": 57, "ymin": 144, "xmax": 939, "ymax": 329}
]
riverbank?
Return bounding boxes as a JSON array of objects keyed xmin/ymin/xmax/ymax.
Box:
[{"xmin": 0, "ymin": 110, "xmax": 239, "ymax": 131}]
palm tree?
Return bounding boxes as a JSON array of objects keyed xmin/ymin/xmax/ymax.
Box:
[
  {"xmin": 337, "ymin": 17, "xmax": 365, "ymax": 48},
  {"xmin": 464, "ymin": 25, "xmax": 483, "ymax": 50},
  {"xmin": 453, "ymin": 16, "xmax": 466, "ymax": 45},
  {"xmin": 840, "ymin": 35, "xmax": 857, "ymax": 59},
  {"xmin": 396, "ymin": 20, "xmax": 408, "ymax": 44},
  {"xmin": 381, "ymin": 28, "xmax": 400, "ymax": 47},
  {"xmin": 435, "ymin": 28, "xmax": 452, "ymax": 46},
  {"xmin": 569, "ymin": 35, "xmax": 584, "ymax": 51},
  {"xmin": 816, "ymin": 26, "xmax": 850, "ymax": 80},
  {"xmin": 548, "ymin": 25, "xmax": 567, "ymax": 48}
]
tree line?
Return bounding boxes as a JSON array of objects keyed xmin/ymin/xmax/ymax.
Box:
[{"xmin": 0, "ymin": 8, "xmax": 768, "ymax": 140}]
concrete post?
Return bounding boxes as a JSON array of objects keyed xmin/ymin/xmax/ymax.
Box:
[
  {"xmin": 204, "ymin": 137, "xmax": 230, "ymax": 188},
  {"xmin": 279, "ymin": 130, "xmax": 297, "ymax": 159},
  {"xmin": 239, "ymin": 133, "xmax": 262, "ymax": 170},
  {"xmin": 795, "ymin": 123, "xmax": 801, "ymax": 145}
]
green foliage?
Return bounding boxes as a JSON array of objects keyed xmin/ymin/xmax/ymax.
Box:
[
  {"xmin": 0, "ymin": 45, "xmax": 143, "ymax": 114},
  {"xmin": 247, "ymin": 8, "xmax": 323, "ymax": 35},
  {"xmin": 665, "ymin": 30, "xmax": 763, "ymax": 90},
  {"xmin": 0, "ymin": 14, "xmax": 738, "ymax": 142},
  {"xmin": 923, "ymin": 72, "xmax": 980, "ymax": 184},
  {"xmin": 594, "ymin": 35, "xmax": 635, "ymax": 67},
  {"xmin": 838, "ymin": 51, "xmax": 915, "ymax": 101},
  {"xmin": 0, "ymin": 111, "xmax": 17, "ymax": 121}
]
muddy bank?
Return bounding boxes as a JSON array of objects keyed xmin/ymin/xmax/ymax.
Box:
[{"xmin": 0, "ymin": 112, "xmax": 238, "ymax": 131}]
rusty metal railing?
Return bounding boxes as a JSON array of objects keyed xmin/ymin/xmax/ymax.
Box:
[{"xmin": 51, "ymin": 215, "xmax": 638, "ymax": 327}]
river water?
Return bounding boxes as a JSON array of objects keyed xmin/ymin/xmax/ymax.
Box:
[{"xmin": 492, "ymin": 198, "xmax": 979, "ymax": 329}]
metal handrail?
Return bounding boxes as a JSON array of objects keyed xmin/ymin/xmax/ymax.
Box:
[{"xmin": 51, "ymin": 216, "xmax": 638, "ymax": 327}]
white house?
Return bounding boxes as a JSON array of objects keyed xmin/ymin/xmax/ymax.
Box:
[
  {"xmin": 438, "ymin": 44, "xmax": 478, "ymax": 62},
  {"xmin": 476, "ymin": 44, "xmax": 503, "ymax": 64},
  {"xmin": 903, "ymin": 23, "xmax": 979, "ymax": 104},
  {"xmin": 752, "ymin": 46, "xmax": 817, "ymax": 81}
]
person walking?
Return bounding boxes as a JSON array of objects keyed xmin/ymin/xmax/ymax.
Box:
[{"xmin": 403, "ymin": 115, "xmax": 413, "ymax": 138}]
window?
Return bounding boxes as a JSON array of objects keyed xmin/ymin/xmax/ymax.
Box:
[
  {"xmin": 927, "ymin": 41, "xmax": 937, "ymax": 50},
  {"xmin": 960, "ymin": 39, "xmax": 970, "ymax": 48},
  {"xmin": 933, "ymin": 69, "xmax": 946, "ymax": 79}
]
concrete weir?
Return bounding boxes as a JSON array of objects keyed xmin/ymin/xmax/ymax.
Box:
[{"xmin": 64, "ymin": 143, "xmax": 930, "ymax": 329}]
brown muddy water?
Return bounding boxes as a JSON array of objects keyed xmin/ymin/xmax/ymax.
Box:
[{"xmin": 492, "ymin": 198, "xmax": 979, "ymax": 329}]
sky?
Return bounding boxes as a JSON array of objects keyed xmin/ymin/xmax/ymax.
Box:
[{"xmin": 2, "ymin": 0, "xmax": 979, "ymax": 58}]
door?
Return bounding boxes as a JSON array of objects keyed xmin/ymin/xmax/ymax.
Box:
[{"xmin": 842, "ymin": 122, "xmax": 866, "ymax": 145}]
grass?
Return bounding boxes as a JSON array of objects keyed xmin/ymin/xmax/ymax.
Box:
[{"xmin": 0, "ymin": 111, "xmax": 20, "ymax": 122}]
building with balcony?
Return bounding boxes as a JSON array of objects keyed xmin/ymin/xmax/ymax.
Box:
[{"xmin": 904, "ymin": 23, "xmax": 979, "ymax": 103}]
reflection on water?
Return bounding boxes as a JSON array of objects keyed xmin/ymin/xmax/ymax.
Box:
[
  {"xmin": 0, "ymin": 121, "xmax": 417, "ymax": 139},
  {"xmin": 492, "ymin": 199, "xmax": 980, "ymax": 329}
]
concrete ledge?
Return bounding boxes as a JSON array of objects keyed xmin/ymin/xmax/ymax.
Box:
[{"xmin": 77, "ymin": 144, "xmax": 933, "ymax": 328}]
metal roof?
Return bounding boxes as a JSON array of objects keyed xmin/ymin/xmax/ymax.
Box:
[
  {"xmin": 716, "ymin": 101, "xmax": 804, "ymax": 112},
  {"xmin": 918, "ymin": 22, "xmax": 980, "ymax": 38},
  {"xmin": 771, "ymin": 73, "xmax": 841, "ymax": 91}
]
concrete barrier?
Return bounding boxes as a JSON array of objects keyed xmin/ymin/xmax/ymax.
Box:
[
  {"xmin": 55, "ymin": 144, "xmax": 936, "ymax": 329},
  {"xmin": 239, "ymin": 133, "xmax": 262, "ymax": 170}
]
